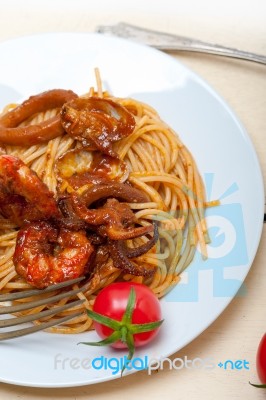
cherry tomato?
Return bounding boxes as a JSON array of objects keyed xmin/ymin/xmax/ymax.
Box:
[
  {"xmin": 257, "ymin": 334, "xmax": 266, "ymax": 384},
  {"xmin": 92, "ymin": 282, "xmax": 162, "ymax": 348}
]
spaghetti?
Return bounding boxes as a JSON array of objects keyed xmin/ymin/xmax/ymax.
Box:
[{"xmin": 0, "ymin": 73, "xmax": 215, "ymax": 334}]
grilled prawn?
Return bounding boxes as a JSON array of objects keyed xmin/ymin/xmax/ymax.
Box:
[
  {"xmin": 0, "ymin": 155, "xmax": 59, "ymax": 226},
  {"xmin": 13, "ymin": 221, "xmax": 94, "ymax": 288}
]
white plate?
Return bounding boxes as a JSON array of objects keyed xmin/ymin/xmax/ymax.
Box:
[{"xmin": 0, "ymin": 33, "xmax": 264, "ymax": 388}]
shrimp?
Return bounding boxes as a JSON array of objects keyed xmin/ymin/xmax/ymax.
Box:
[
  {"xmin": 0, "ymin": 154, "xmax": 60, "ymax": 226},
  {"xmin": 13, "ymin": 221, "xmax": 94, "ymax": 288}
]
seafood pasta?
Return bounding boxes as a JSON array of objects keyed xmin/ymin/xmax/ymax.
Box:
[{"xmin": 0, "ymin": 72, "xmax": 213, "ymax": 333}]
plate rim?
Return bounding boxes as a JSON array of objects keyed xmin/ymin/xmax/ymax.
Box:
[{"xmin": 0, "ymin": 31, "xmax": 264, "ymax": 388}]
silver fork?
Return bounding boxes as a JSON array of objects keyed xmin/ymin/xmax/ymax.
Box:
[
  {"xmin": 96, "ymin": 22, "xmax": 266, "ymax": 65},
  {"xmin": 0, "ymin": 277, "xmax": 85, "ymax": 340}
]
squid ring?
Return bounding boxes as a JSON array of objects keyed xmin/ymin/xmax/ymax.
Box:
[{"xmin": 0, "ymin": 89, "xmax": 78, "ymax": 146}]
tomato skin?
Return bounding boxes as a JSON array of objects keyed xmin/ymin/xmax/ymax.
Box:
[
  {"xmin": 93, "ymin": 282, "xmax": 162, "ymax": 349},
  {"xmin": 257, "ymin": 334, "xmax": 266, "ymax": 384}
]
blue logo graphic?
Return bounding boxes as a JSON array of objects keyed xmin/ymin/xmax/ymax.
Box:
[
  {"xmin": 166, "ymin": 173, "xmax": 248, "ymax": 302},
  {"xmin": 217, "ymin": 359, "xmax": 249, "ymax": 370},
  {"xmin": 53, "ymin": 353, "xmax": 250, "ymax": 374}
]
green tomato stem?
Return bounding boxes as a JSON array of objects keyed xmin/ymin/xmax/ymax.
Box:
[
  {"xmin": 79, "ymin": 287, "xmax": 164, "ymax": 376},
  {"xmin": 78, "ymin": 330, "xmax": 122, "ymax": 347},
  {"xmin": 249, "ymin": 382, "xmax": 266, "ymax": 388},
  {"xmin": 130, "ymin": 320, "xmax": 164, "ymax": 333},
  {"xmin": 86, "ymin": 309, "xmax": 121, "ymax": 330},
  {"xmin": 120, "ymin": 326, "xmax": 128, "ymax": 344},
  {"xmin": 120, "ymin": 331, "xmax": 135, "ymax": 377},
  {"xmin": 121, "ymin": 287, "xmax": 135, "ymax": 325}
]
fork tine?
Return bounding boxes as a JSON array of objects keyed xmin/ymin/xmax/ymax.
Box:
[
  {"xmin": 0, "ymin": 311, "xmax": 84, "ymax": 341},
  {"xmin": 0, "ymin": 299, "xmax": 85, "ymax": 328},
  {"xmin": 0, "ymin": 276, "xmax": 85, "ymax": 302},
  {"xmin": 0, "ymin": 286, "xmax": 85, "ymax": 315}
]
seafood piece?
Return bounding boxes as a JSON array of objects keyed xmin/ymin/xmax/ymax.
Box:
[
  {"xmin": 108, "ymin": 239, "xmax": 156, "ymax": 277},
  {"xmin": 60, "ymin": 97, "xmax": 135, "ymax": 157},
  {"xmin": 106, "ymin": 222, "xmax": 159, "ymax": 277},
  {"xmin": 13, "ymin": 221, "xmax": 94, "ymax": 288},
  {"xmin": 55, "ymin": 149, "xmax": 129, "ymax": 188},
  {"xmin": 70, "ymin": 182, "xmax": 153, "ymax": 240},
  {"xmin": 86, "ymin": 244, "xmax": 110, "ymax": 277},
  {"xmin": 0, "ymin": 89, "xmax": 77, "ymax": 146},
  {"xmin": 78, "ymin": 181, "xmax": 149, "ymax": 207},
  {"xmin": 121, "ymin": 221, "xmax": 159, "ymax": 258},
  {"xmin": 85, "ymin": 223, "xmax": 159, "ymax": 282},
  {"xmin": 0, "ymin": 155, "xmax": 59, "ymax": 226}
]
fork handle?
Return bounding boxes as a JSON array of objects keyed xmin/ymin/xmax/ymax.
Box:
[{"xmin": 97, "ymin": 23, "xmax": 266, "ymax": 65}]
